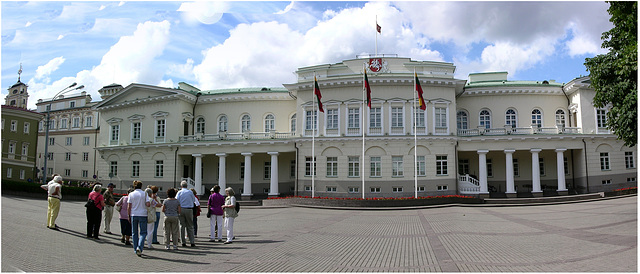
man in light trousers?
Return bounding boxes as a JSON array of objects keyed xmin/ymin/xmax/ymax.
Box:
[
  {"xmin": 176, "ymin": 181, "xmax": 196, "ymax": 247},
  {"xmin": 102, "ymin": 183, "xmax": 116, "ymax": 234}
]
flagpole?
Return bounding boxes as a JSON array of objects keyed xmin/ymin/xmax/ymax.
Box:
[
  {"xmin": 414, "ymin": 67, "xmax": 418, "ymax": 198},
  {"xmin": 312, "ymin": 72, "xmax": 316, "ymax": 198},
  {"xmin": 375, "ymin": 15, "xmax": 378, "ymax": 57},
  {"xmin": 362, "ymin": 63, "xmax": 366, "ymax": 200}
]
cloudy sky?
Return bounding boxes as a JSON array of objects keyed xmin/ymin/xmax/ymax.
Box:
[{"xmin": 2, "ymin": 1, "xmax": 612, "ymax": 109}]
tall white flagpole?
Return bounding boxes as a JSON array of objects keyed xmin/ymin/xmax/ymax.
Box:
[
  {"xmin": 414, "ymin": 67, "xmax": 418, "ymax": 198},
  {"xmin": 362, "ymin": 63, "xmax": 366, "ymax": 199},
  {"xmin": 312, "ymin": 72, "xmax": 316, "ymax": 198},
  {"xmin": 375, "ymin": 15, "xmax": 378, "ymax": 57}
]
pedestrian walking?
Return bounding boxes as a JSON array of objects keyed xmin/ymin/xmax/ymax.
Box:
[
  {"xmin": 127, "ymin": 181, "xmax": 151, "ymax": 257},
  {"xmin": 86, "ymin": 184, "xmax": 105, "ymax": 239},
  {"xmin": 207, "ymin": 185, "xmax": 224, "ymax": 242},
  {"xmin": 162, "ymin": 188, "xmax": 181, "ymax": 250},
  {"xmin": 42, "ymin": 175, "xmax": 63, "ymax": 230},
  {"xmin": 222, "ymin": 187, "xmax": 238, "ymax": 244},
  {"xmin": 102, "ymin": 183, "xmax": 116, "ymax": 234},
  {"xmin": 176, "ymin": 181, "xmax": 196, "ymax": 247}
]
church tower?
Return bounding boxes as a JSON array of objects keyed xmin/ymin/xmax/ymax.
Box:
[{"xmin": 5, "ymin": 64, "xmax": 29, "ymax": 109}]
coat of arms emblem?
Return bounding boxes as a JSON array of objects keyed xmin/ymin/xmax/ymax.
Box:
[{"xmin": 368, "ymin": 58, "xmax": 383, "ymax": 72}]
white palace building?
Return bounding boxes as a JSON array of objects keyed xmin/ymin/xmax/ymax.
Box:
[{"xmin": 86, "ymin": 56, "xmax": 636, "ymax": 198}]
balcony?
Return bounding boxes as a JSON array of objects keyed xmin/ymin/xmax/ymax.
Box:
[
  {"xmin": 179, "ymin": 131, "xmax": 296, "ymax": 142},
  {"xmin": 458, "ymin": 126, "xmax": 582, "ymax": 137}
]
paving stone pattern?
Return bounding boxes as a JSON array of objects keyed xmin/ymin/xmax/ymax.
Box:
[{"xmin": 1, "ymin": 195, "xmax": 636, "ymax": 272}]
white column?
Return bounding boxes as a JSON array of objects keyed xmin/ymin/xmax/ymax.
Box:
[
  {"xmin": 531, "ymin": 148, "xmax": 542, "ymax": 194},
  {"xmin": 192, "ymin": 153, "xmax": 202, "ymax": 195},
  {"xmin": 504, "ymin": 149, "xmax": 516, "ymax": 194},
  {"xmin": 241, "ymin": 152, "xmax": 253, "ymax": 197},
  {"xmin": 556, "ymin": 148, "xmax": 567, "ymax": 191},
  {"xmin": 216, "ymin": 153, "xmax": 227, "ymax": 191},
  {"xmin": 478, "ymin": 150, "xmax": 489, "ymax": 194},
  {"xmin": 268, "ymin": 152, "xmax": 279, "ymax": 196}
]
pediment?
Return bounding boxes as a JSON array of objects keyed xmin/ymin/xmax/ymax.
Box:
[{"xmin": 94, "ymin": 83, "xmax": 184, "ymax": 110}]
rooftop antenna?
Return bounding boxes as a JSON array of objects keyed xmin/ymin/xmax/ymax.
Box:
[{"xmin": 18, "ymin": 63, "xmax": 22, "ymax": 82}]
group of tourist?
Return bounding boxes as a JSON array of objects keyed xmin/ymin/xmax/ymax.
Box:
[{"xmin": 42, "ymin": 176, "xmax": 238, "ymax": 258}]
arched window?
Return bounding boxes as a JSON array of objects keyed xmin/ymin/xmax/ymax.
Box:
[
  {"xmin": 531, "ymin": 109, "xmax": 542, "ymax": 127},
  {"xmin": 218, "ymin": 115, "xmax": 227, "ymax": 133},
  {"xmin": 456, "ymin": 111, "xmax": 468, "ymax": 130},
  {"xmin": 290, "ymin": 114, "xmax": 296, "ymax": 132},
  {"xmin": 555, "ymin": 109, "xmax": 566, "ymax": 126},
  {"xmin": 505, "ymin": 109, "xmax": 517, "ymax": 127},
  {"xmin": 196, "ymin": 117, "xmax": 205, "ymax": 134},
  {"xmin": 264, "ymin": 114, "xmax": 275, "ymax": 132},
  {"xmin": 479, "ymin": 110, "xmax": 491, "ymax": 129},
  {"xmin": 241, "ymin": 114, "xmax": 251, "ymax": 132}
]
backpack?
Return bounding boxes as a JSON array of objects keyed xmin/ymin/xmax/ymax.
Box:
[{"xmin": 235, "ymin": 202, "xmax": 240, "ymax": 213}]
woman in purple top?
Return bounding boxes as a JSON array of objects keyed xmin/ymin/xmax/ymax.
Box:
[
  {"xmin": 116, "ymin": 188, "xmax": 133, "ymax": 245},
  {"xmin": 207, "ymin": 185, "xmax": 225, "ymax": 242}
]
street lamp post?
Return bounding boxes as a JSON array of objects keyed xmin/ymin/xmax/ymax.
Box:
[{"xmin": 42, "ymin": 83, "xmax": 84, "ymax": 182}]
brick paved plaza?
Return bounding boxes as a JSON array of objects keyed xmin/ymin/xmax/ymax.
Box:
[{"xmin": 1, "ymin": 195, "xmax": 636, "ymax": 272}]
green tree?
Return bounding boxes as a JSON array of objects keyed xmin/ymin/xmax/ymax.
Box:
[{"xmin": 584, "ymin": 1, "xmax": 637, "ymax": 147}]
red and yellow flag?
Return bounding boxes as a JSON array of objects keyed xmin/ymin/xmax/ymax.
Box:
[{"xmin": 415, "ymin": 72, "xmax": 426, "ymax": 110}]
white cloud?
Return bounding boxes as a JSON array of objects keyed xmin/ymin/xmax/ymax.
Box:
[
  {"xmin": 25, "ymin": 21, "xmax": 32, "ymax": 27},
  {"xmin": 99, "ymin": 5, "xmax": 106, "ymax": 11},
  {"xmin": 57, "ymin": 35, "xmax": 64, "ymax": 40},
  {"xmin": 178, "ymin": 2, "xmax": 229, "ymax": 25},
  {"xmin": 565, "ymin": 22, "xmax": 609, "ymax": 57},
  {"xmin": 275, "ymin": 2, "xmax": 294, "ymax": 15},
  {"xmin": 34, "ymin": 56, "xmax": 65, "ymax": 81},
  {"xmin": 168, "ymin": 58, "xmax": 195, "ymax": 80}
]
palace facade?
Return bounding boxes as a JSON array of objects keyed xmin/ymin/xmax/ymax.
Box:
[{"xmin": 89, "ymin": 56, "xmax": 636, "ymax": 198}]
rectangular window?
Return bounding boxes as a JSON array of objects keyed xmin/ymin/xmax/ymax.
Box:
[
  {"xmin": 326, "ymin": 109, "xmax": 338, "ymax": 129},
  {"xmin": 458, "ymin": 159, "xmax": 470, "ymax": 175},
  {"xmin": 305, "ymin": 157, "xmax": 316, "ymax": 176},
  {"xmin": 132, "ymin": 122, "xmax": 141, "ymax": 141},
  {"xmin": 348, "ymin": 187, "xmax": 359, "ymax": 193},
  {"xmin": 627, "ymin": 177, "xmax": 636, "ymax": 183},
  {"xmin": 414, "ymin": 107, "xmax": 425, "ymax": 127},
  {"xmin": 596, "ymin": 109, "xmax": 607, "ymax": 128},
  {"xmin": 70, "ymin": 101, "xmax": 75, "ymax": 108},
  {"xmin": 370, "ymin": 156, "xmax": 381, "ymax": 177},
  {"xmin": 602, "ymin": 179, "xmax": 611, "ymax": 185},
  {"xmin": 64, "ymin": 169, "xmax": 71, "ymax": 177},
  {"xmin": 625, "ymin": 152, "xmax": 635, "ymax": 169},
  {"xmin": 21, "ymin": 143, "xmax": 28, "ymax": 155},
  {"xmin": 60, "ymin": 118, "xmax": 68, "ymax": 129},
  {"xmin": 83, "ymin": 136, "xmax": 90, "ymax": 146},
  {"xmin": 156, "ymin": 120, "xmax": 166, "ymax": 138},
  {"xmin": 65, "ymin": 137, "xmax": 72, "ymax": 146},
  {"xmin": 435, "ymin": 107, "xmax": 447, "ymax": 128},
  {"xmin": 23, "ymin": 122, "xmax": 30, "ymax": 134},
  {"xmin": 49, "ymin": 137, "xmax": 55, "ymax": 146},
  {"xmin": 304, "ymin": 185, "xmax": 312, "ymax": 191},
  {"xmin": 47, "ymin": 168, "xmax": 53, "ymax": 176},
  {"xmin": 110, "ymin": 125, "xmax": 119, "ymax": 142},
  {"xmin": 436, "ymin": 155, "xmax": 448, "ymax": 175},
  {"xmin": 326, "ymin": 186, "xmax": 337, "ymax": 192},
  {"xmin": 72, "ymin": 117, "xmax": 80, "ymax": 128},
  {"xmin": 348, "ymin": 156, "xmax": 360, "ymax": 177},
  {"xmin": 487, "ymin": 159, "xmax": 493, "ymax": 177},
  {"xmin": 391, "ymin": 107, "xmax": 403, "ymax": 128},
  {"xmin": 10, "ymin": 120, "xmax": 18, "ymax": 132},
  {"xmin": 437, "ymin": 185, "xmax": 449, "ymax": 191},
  {"xmin": 240, "ymin": 162, "xmax": 245, "ymax": 179},
  {"xmin": 264, "ymin": 162, "xmax": 271, "ymax": 180},
  {"xmin": 564, "ymin": 157, "xmax": 570, "ymax": 175},
  {"xmin": 85, "ymin": 116, "xmax": 93, "ymax": 127},
  {"xmin": 348, "ymin": 108, "xmax": 360, "ymax": 129},
  {"xmin": 110, "ymin": 161, "xmax": 118, "ymax": 176},
  {"xmin": 83, "ymin": 152, "xmax": 89, "ymax": 162},
  {"xmin": 8, "ymin": 142, "xmax": 15, "ymax": 154},
  {"xmin": 19, "ymin": 169, "xmax": 25, "ymax": 180},
  {"xmin": 82, "ymin": 170, "xmax": 89, "ymax": 178},
  {"xmin": 417, "ymin": 156, "xmax": 426, "ymax": 176},
  {"xmin": 132, "ymin": 161, "xmax": 140, "ymax": 177},
  {"xmin": 47, "ymin": 152, "xmax": 54, "ymax": 161},
  {"xmin": 539, "ymin": 158, "xmax": 545, "ymax": 176},
  {"xmin": 290, "ymin": 160, "xmax": 296, "ymax": 178},
  {"xmin": 48, "ymin": 119, "xmax": 55, "ymax": 130},
  {"xmin": 305, "ymin": 110, "xmax": 317, "ymax": 131},
  {"xmin": 513, "ymin": 158, "xmax": 520, "ymax": 177},
  {"xmin": 370, "ymin": 107, "xmax": 382, "ymax": 128},
  {"xmin": 370, "ymin": 187, "xmax": 381, "ymax": 193},
  {"xmin": 7, "ymin": 167, "xmax": 12, "ymax": 178},
  {"xmin": 392, "ymin": 187, "xmax": 403, "ymax": 193},
  {"xmin": 326, "ymin": 157, "xmax": 338, "ymax": 177},
  {"xmin": 417, "ymin": 186, "xmax": 425, "ymax": 192},
  {"xmin": 65, "ymin": 152, "xmax": 71, "ymax": 161},
  {"xmin": 155, "ymin": 160, "xmax": 164, "ymax": 177},
  {"xmin": 392, "ymin": 156, "xmax": 404, "ymax": 177},
  {"xmin": 600, "ymin": 153, "xmax": 610, "ymax": 171}
]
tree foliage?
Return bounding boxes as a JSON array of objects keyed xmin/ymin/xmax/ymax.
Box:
[{"xmin": 584, "ymin": 1, "xmax": 637, "ymax": 147}]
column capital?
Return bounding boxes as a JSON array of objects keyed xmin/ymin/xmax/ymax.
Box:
[
  {"xmin": 477, "ymin": 149, "xmax": 489, "ymax": 154},
  {"xmin": 192, "ymin": 153, "xmax": 202, "ymax": 157},
  {"xmin": 530, "ymin": 148, "xmax": 542, "ymax": 153},
  {"xmin": 504, "ymin": 149, "xmax": 516, "ymax": 154},
  {"xmin": 215, "ymin": 153, "xmax": 227, "ymax": 157},
  {"xmin": 241, "ymin": 152, "xmax": 253, "ymax": 156},
  {"xmin": 267, "ymin": 152, "xmax": 280, "ymax": 156},
  {"xmin": 555, "ymin": 148, "xmax": 567, "ymax": 153}
]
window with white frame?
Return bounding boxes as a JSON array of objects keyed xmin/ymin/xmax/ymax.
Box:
[
  {"xmin": 110, "ymin": 124, "xmax": 120, "ymax": 143},
  {"xmin": 625, "ymin": 151, "xmax": 635, "ymax": 169},
  {"xmin": 436, "ymin": 155, "xmax": 448, "ymax": 175},
  {"xmin": 10, "ymin": 120, "xmax": 17, "ymax": 132},
  {"xmin": 23, "ymin": 122, "xmax": 30, "ymax": 134},
  {"xmin": 290, "ymin": 114, "xmax": 296, "ymax": 132},
  {"xmin": 326, "ymin": 109, "xmax": 338, "ymax": 130},
  {"xmin": 627, "ymin": 177, "xmax": 636, "ymax": 183},
  {"xmin": 305, "ymin": 110, "xmax": 316, "ymax": 131},
  {"xmin": 479, "ymin": 110, "xmax": 491, "ymax": 129},
  {"xmin": 48, "ymin": 119, "xmax": 56, "ymax": 130},
  {"xmin": 85, "ymin": 116, "xmax": 93, "ymax": 127},
  {"xmin": 513, "ymin": 158, "xmax": 520, "ymax": 177},
  {"xmin": 392, "ymin": 187, "xmax": 403, "ymax": 193},
  {"xmin": 70, "ymin": 101, "xmax": 75, "ymax": 108},
  {"xmin": 19, "ymin": 169, "xmax": 25, "ymax": 179},
  {"xmin": 155, "ymin": 119, "xmax": 166, "ymax": 141},
  {"xmin": 64, "ymin": 169, "xmax": 71, "ymax": 176},
  {"xmin": 196, "ymin": 117, "xmax": 205, "ymax": 134},
  {"xmin": 264, "ymin": 114, "xmax": 275, "ymax": 132},
  {"xmin": 435, "ymin": 107, "xmax": 447, "ymax": 129},
  {"xmin": 326, "ymin": 157, "xmax": 338, "ymax": 177},
  {"xmin": 370, "ymin": 107, "xmax": 382, "ymax": 128},
  {"xmin": 531, "ymin": 109, "xmax": 542, "ymax": 127},
  {"xmin": 264, "ymin": 161, "xmax": 271, "ymax": 180},
  {"xmin": 370, "ymin": 187, "xmax": 381, "ymax": 193},
  {"xmin": 83, "ymin": 136, "xmax": 90, "ymax": 146},
  {"xmin": 65, "ymin": 137, "xmax": 72, "ymax": 146},
  {"xmin": 437, "ymin": 185, "xmax": 449, "ymax": 191},
  {"xmin": 602, "ymin": 179, "xmax": 611, "ymax": 185},
  {"xmin": 83, "ymin": 152, "xmax": 89, "ymax": 162},
  {"xmin": 49, "ymin": 137, "xmax": 55, "ymax": 146},
  {"xmin": 348, "ymin": 108, "xmax": 360, "ymax": 129},
  {"xmin": 72, "ymin": 117, "xmax": 80, "ymax": 128},
  {"xmin": 348, "ymin": 187, "xmax": 359, "ymax": 193},
  {"xmin": 38, "ymin": 121, "xmax": 43, "ymax": 132},
  {"xmin": 596, "ymin": 109, "xmax": 607, "ymax": 128},
  {"xmin": 305, "ymin": 157, "xmax": 316, "ymax": 176},
  {"xmin": 348, "ymin": 156, "xmax": 360, "ymax": 177},
  {"xmin": 130, "ymin": 161, "xmax": 138, "ymax": 177},
  {"xmin": 109, "ymin": 161, "xmax": 118, "ymax": 176},
  {"xmin": 326, "ymin": 186, "xmax": 337, "ymax": 192},
  {"xmin": 458, "ymin": 159, "xmax": 470, "ymax": 175},
  {"xmin": 21, "ymin": 143, "xmax": 28, "ymax": 155},
  {"xmin": 131, "ymin": 122, "xmax": 141, "ymax": 143},
  {"xmin": 457, "ymin": 111, "xmax": 468, "ymax": 130},
  {"xmin": 154, "ymin": 160, "xmax": 163, "ymax": 177},
  {"xmin": 392, "ymin": 156, "xmax": 404, "ymax": 177},
  {"xmin": 600, "ymin": 152, "xmax": 610, "ymax": 170},
  {"xmin": 415, "ymin": 107, "xmax": 426, "ymax": 128},
  {"xmin": 391, "ymin": 107, "xmax": 403, "ymax": 128},
  {"xmin": 217, "ymin": 115, "xmax": 228, "ymax": 133},
  {"xmin": 417, "ymin": 156, "xmax": 426, "ymax": 176},
  {"xmin": 8, "ymin": 142, "xmax": 15, "ymax": 154},
  {"xmin": 417, "ymin": 186, "xmax": 425, "ymax": 192},
  {"xmin": 370, "ymin": 156, "xmax": 381, "ymax": 177},
  {"xmin": 65, "ymin": 152, "xmax": 71, "ymax": 161},
  {"xmin": 7, "ymin": 167, "xmax": 12, "ymax": 178},
  {"xmin": 555, "ymin": 109, "xmax": 566, "ymax": 126},
  {"xmin": 47, "ymin": 152, "xmax": 54, "ymax": 160},
  {"xmin": 82, "ymin": 170, "xmax": 89, "ymax": 178},
  {"xmin": 60, "ymin": 118, "xmax": 68, "ymax": 129},
  {"xmin": 505, "ymin": 109, "xmax": 517, "ymax": 127}
]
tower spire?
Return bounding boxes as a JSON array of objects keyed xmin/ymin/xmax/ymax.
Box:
[{"xmin": 18, "ymin": 63, "xmax": 22, "ymax": 82}]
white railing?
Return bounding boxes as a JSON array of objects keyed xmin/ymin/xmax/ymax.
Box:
[
  {"xmin": 458, "ymin": 127, "xmax": 582, "ymax": 137},
  {"xmin": 346, "ymin": 127, "xmax": 360, "ymax": 136},
  {"xmin": 484, "ymin": 128, "xmax": 507, "ymax": 135},
  {"xmin": 325, "ymin": 128, "xmax": 340, "ymax": 136},
  {"xmin": 390, "ymin": 126, "xmax": 404, "ymax": 135},
  {"xmin": 512, "ymin": 127, "xmax": 533, "ymax": 135},
  {"xmin": 536, "ymin": 127, "xmax": 558, "ymax": 134},
  {"xmin": 369, "ymin": 127, "xmax": 383, "ymax": 135},
  {"xmin": 458, "ymin": 128, "xmax": 479, "ymax": 136},
  {"xmin": 131, "ymin": 138, "xmax": 141, "ymax": 145},
  {"xmin": 563, "ymin": 127, "xmax": 581, "ymax": 134},
  {"xmin": 458, "ymin": 174, "xmax": 480, "ymax": 194},
  {"xmin": 434, "ymin": 127, "xmax": 448, "ymax": 135},
  {"xmin": 181, "ymin": 177, "xmax": 195, "ymax": 189}
]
